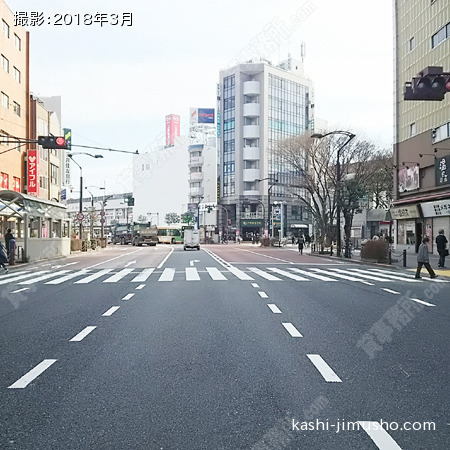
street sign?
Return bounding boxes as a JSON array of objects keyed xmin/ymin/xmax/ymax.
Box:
[
  {"xmin": 100, "ymin": 218, "xmax": 106, "ymax": 224},
  {"xmin": 77, "ymin": 213, "xmax": 84, "ymax": 221},
  {"xmin": 100, "ymin": 210, "xmax": 106, "ymax": 216}
]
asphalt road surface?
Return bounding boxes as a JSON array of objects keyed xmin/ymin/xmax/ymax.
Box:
[{"xmin": 0, "ymin": 243, "xmax": 449, "ymax": 449}]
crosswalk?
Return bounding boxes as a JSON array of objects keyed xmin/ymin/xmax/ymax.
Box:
[{"xmin": 0, "ymin": 266, "xmax": 448, "ymax": 287}]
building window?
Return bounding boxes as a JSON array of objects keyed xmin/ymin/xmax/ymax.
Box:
[
  {"xmin": 409, "ymin": 37, "xmax": 415, "ymax": 51},
  {"xmin": 2, "ymin": 20, "xmax": 9, "ymax": 38},
  {"xmin": 50, "ymin": 164, "xmax": 58, "ymax": 185},
  {"xmin": 13, "ymin": 101, "xmax": 20, "ymax": 117},
  {"xmin": 433, "ymin": 122, "xmax": 450, "ymax": 143},
  {"xmin": 1, "ymin": 172, "xmax": 10, "ymax": 189},
  {"xmin": 1, "ymin": 92, "xmax": 9, "ymax": 109},
  {"xmin": 13, "ymin": 67, "xmax": 21, "ymax": 83},
  {"xmin": 14, "ymin": 33, "xmax": 21, "ymax": 50},
  {"xmin": 1, "ymin": 54, "xmax": 9, "ymax": 73},
  {"xmin": 409, "ymin": 122, "xmax": 416, "ymax": 137},
  {"xmin": 431, "ymin": 22, "xmax": 449, "ymax": 48}
]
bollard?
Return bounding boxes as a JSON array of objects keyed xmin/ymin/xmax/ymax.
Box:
[
  {"xmin": 403, "ymin": 249, "xmax": 407, "ymax": 267},
  {"xmin": 8, "ymin": 238, "xmax": 16, "ymax": 266}
]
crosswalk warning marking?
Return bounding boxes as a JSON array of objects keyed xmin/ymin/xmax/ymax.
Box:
[
  {"xmin": 206, "ymin": 267, "xmax": 228, "ymax": 280},
  {"xmin": 227, "ymin": 266, "xmax": 254, "ymax": 280},
  {"xmin": 45, "ymin": 270, "xmax": 90, "ymax": 285},
  {"xmin": 248, "ymin": 267, "xmax": 282, "ymax": 281},
  {"xmin": 309, "ymin": 268, "xmax": 371, "ymax": 284},
  {"xmin": 186, "ymin": 267, "xmax": 200, "ymax": 281},
  {"xmin": 290, "ymin": 268, "xmax": 336, "ymax": 281},
  {"xmin": 131, "ymin": 268, "xmax": 154, "ymax": 282},
  {"xmin": 75, "ymin": 269, "xmax": 112, "ymax": 284},
  {"xmin": 268, "ymin": 267, "xmax": 310, "ymax": 281},
  {"xmin": 159, "ymin": 268, "xmax": 175, "ymax": 282},
  {"xmin": 18, "ymin": 270, "xmax": 71, "ymax": 285},
  {"xmin": 103, "ymin": 268, "xmax": 135, "ymax": 283},
  {"xmin": 329, "ymin": 268, "xmax": 394, "ymax": 282}
]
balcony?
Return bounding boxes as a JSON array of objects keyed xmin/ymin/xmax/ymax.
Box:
[
  {"xmin": 243, "ymin": 103, "xmax": 260, "ymax": 118},
  {"xmin": 190, "ymin": 172, "xmax": 204, "ymax": 181},
  {"xmin": 189, "ymin": 156, "xmax": 204, "ymax": 166},
  {"xmin": 243, "ymin": 125, "xmax": 260, "ymax": 139},
  {"xmin": 243, "ymin": 80, "xmax": 260, "ymax": 96},
  {"xmin": 242, "ymin": 168, "xmax": 260, "ymax": 182},
  {"xmin": 243, "ymin": 146, "xmax": 260, "ymax": 160},
  {"xmin": 189, "ymin": 187, "xmax": 204, "ymax": 197}
]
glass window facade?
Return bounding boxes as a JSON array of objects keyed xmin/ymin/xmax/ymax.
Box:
[{"xmin": 223, "ymin": 75, "xmax": 235, "ymax": 196}]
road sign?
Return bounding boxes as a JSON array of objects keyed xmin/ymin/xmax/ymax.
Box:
[
  {"xmin": 100, "ymin": 210, "xmax": 106, "ymax": 216},
  {"xmin": 77, "ymin": 213, "xmax": 84, "ymax": 221},
  {"xmin": 100, "ymin": 218, "xmax": 106, "ymax": 224}
]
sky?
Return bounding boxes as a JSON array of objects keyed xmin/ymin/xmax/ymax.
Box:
[{"xmin": 7, "ymin": 0, "xmax": 394, "ymax": 197}]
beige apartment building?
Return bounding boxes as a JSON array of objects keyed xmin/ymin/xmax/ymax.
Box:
[{"xmin": 393, "ymin": 0, "xmax": 450, "ymax": 254}]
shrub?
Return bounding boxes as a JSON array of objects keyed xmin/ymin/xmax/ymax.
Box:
[{"xmin": 361, "ymin": 239, "xmax": 389, "ymax": 263}]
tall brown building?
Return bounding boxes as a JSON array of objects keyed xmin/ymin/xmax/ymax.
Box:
[{"xmin": 393, "ymin": 0, "xmax": 450, "ymax": 254}]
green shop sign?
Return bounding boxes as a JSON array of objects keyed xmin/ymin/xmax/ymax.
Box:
[{"xmin": 241, "ymin": 219, "xmax": 264, "ymax": 227}]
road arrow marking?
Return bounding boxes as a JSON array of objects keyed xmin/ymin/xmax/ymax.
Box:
[
  {"xmin": 189, "ymin": 260, "xmax": 200, "ymax": 266},
  {"xmin": 125, "ymin": 261, "xmax": 136, "ymax": 267}
]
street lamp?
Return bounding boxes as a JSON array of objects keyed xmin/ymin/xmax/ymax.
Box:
[
  {"xmin": 254, "ymin": 176, "xmax": 278, "ymax": 238},
  {"xmin": 216, "ymin": 204, "xmax": 229, "ymax": 242},
  {"xmin": 85, "ymin": 185, "xmax": 106, "ymax": 240},
  {"xmin": 311, "ymin": 131, "xmax": 356, "ymax": 257},
  {"xmin": 68, "ymin": 153, "xmax": 103, "ymax": 241}
]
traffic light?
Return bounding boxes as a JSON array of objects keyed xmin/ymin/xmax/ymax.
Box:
[
  {"xmin": 38, "ymin": 135, "xmax": 68, "ymax": 149},
  {"xmin": 124, "ymin": 196, "xmax": 135, "ymax": 206},
  {"xmin": 404, "ymin": 67, "xmax": 450, "ymax": 101}
]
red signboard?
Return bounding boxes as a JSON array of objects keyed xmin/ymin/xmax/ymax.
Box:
[
  {"xmin": 13, "ymin": 176, "xmax": 21, "ymax": 192},
  {"xmin": 165, "ymin": 114, "xmax": 180, "ymax": 146},
  {"xmin": 27, "ymin": 149, "xmax": 39, "ymax": 196},
  {"xmin": 0, "ymin": 172, "xmax": 9, "ymax": 189}
]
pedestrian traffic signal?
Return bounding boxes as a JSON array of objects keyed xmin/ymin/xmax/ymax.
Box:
[
  {"xmin": 38, "ymin": 135, "xmax": 68, "ymax": 149},
  {"xmin": 124, "ymin": 196, "xmax": 134, "ymax": 206},
  {"xmin": 404, "ymin": 67, "xmax": 450, "ymax": 101}
]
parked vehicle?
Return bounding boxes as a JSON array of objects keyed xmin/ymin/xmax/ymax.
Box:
[{"xmin": 183, "ymin": 228, "xmax": 200, "ymax": 250}]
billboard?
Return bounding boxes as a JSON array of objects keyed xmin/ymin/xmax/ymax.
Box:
[
  {"xmin": 165, "ymin": 114, "xmax": 180, "ymax": 146},
  {"xmin": 435, "ymin": 155, "xmax": 450, "ymax": 186},
  {"xmin": 190, "ymin": 108, "xmax": 215, "ymax": 125},
  {"xmin": 398, "ymin": 165, "xmax": 419, "ymax": 193},
  {"xmin": 27, "ymin": 149, "xmax": 39, "ymax": 196}
]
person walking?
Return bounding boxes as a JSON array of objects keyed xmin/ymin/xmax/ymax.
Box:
[
  {"xmin": 436, "ymin": 229, "xmax": 448, "ymax": 268},
  {"xmin": 0, "ymin": 243, "xmax": 9, "ymax": 273},
  {"xmin": 415, "ymin": 236, "xmax": 437, "ymax": 279},
  {"xmin": 5, "ymin": 228, "xmax": 13, "ymax": 257},
  {"xmin": 297, "ymin": 235, "xmax": 305, "ymax": 255}
]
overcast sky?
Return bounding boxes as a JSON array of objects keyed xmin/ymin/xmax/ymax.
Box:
[{"xmin": 8, "ymin": 0, "xmax": 393, "ymax": 196}]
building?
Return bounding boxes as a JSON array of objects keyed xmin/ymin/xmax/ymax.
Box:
[
  {"xmin": 393, "ymin": 0, "xmax": 450, "ymax": 254},
  {"xmin": 217, "ymin": 57, "xmax": 313, "ymax": 241}
]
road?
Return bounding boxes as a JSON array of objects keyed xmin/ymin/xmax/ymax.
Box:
[{"xmin": 0, "ymin": 243, "xmax": 449, "ymax": 449}]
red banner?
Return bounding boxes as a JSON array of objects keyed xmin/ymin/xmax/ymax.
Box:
[
  {"xmin": 27, "ymin": 149, "xmax": 39, "ymax": 196},
  {"xmin": 0, "ymin": 172, "xmax": 9, "ymax": 189},
  {"xmin": 165, "ymin": 114, "xmax": 180, "ymax": 146}
]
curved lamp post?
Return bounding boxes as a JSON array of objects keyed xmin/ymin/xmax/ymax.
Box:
[
  {"xmin": 311, "ymin": 131, "xmax": 355, "ymax": 257},
  {"xmin": 68, "ymin": 153, "xmax": 103, "ymax": 240},
  {"xmin": 254, "ymin": 176, "xmax": 278, "ymax": 238}
]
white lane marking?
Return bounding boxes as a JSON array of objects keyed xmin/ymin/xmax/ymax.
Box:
[
  {"xmin": 159, "ymin": 268, "xmax": 175, "ymax": 281},
  {"xmin": 10, "ymin": 288, "xmax": 30, "ymax": 293},
  {"xmin": 0, "ymin": 270, "xmax": 29, "ymax": 278},
  {"xmin": 258, "ymin": 291, "xmax": 269, "ymax": 298},
  {"xmin": 125, "ymin": 260, "xmax": 136, "ymax": 267},
  {"xmin": 309, "ymin": 268, "xmax": 373, "ymax": 285},
  {"xmin": 8, "ymin": 359, "xmax": 57, "ymax": 389},
  {"xmin": 202, "ymin": 247, "xmax": 232, "ymax": 268},
  {"xmin": 85, "ymin": 249, "xmax": 142, "ymax": 270},
  {"xmin": 189, "ymin": 259, "xmax": 200, "ymax": 267},
  {"xmin": 102, "ymin": 306, "xmax": 120, "ymax": 316},
  {"xmin": 157, "ymin": 247, "xmax": 174, "ymax": 269},
  {"xmin": 268, "ymin": 267, "xmax": 310, "ymax": 281},
  {"xmin": 69, "ymin": 326, "xmax": 97, "ymax": 342},
  {"xmin": 186, "ymin": 267, "xmax": 200, "ymax": 281},
  {"xmin": 75, "ymin": 269, "xmax": 112, "ymax": 284},
  {"xmin": 45, "ymin": 270, "xmax": 90, "ymax": 284},
  {"xmin": 206, "ymin": 267, "xmax": 227, "ymax": 280},
  {"xmin": 370, "ymin": 268, "xmax": 450, "ymax": 283},
  {"xmin": 131, "ymin": 268, "xmax": 154, "ymax": 282},
  {"xmin": 248, "ymin": 267, "xmax": 282, "ymax": 281},
  {"xmin": 103, "ymin": 268, "xmax": 134, "ymax": 283},
  {"xmin": 122, "ymin": 293, "xmax": 135, "ymax": 301},
  {"xmin": 330, "ymin": 268, "xmax": 393, "ymax": 283},
  {"xmin": 290, "ymin": 268, "xmax": 336, "ymax": 281},
  {"xmin": 351, "ymin": 268, "xmax": 421, "ymax": 283},
  {"xmin": 18, "ymin": 270, "xmax": 71, "ymax": 285},
  {"xmin": 307, "ymin": 354, "xmax": 342, "ymax": 382},
  {"xmin": 357, "ymin": 421, "xmax": 402, "ymax": 449},
  {"xmin": 409, "ymin": 297, "xmax": 436, "ymax": 307},
  {"xmin": 282, "ymin": 323, "xmax": 303, "ymax": 337},
  {"xmin": 228, "ymin": 266, "xmax": 254, "ymax": 280},
  {"xmin": 0, "ymin": 271, "xmax": 50, "ymax": 285},
  {"xmin": 136, "ymin": 284, "xmax": 145, "ymax": 290},
  {"xmin": 267, "ymin": 304, "xmax": 282, "ymax": 314},
  {"xmin": 64, "ymin": 262, "xmax": 79, "ymax": 267},
  {"xmin": 382, "ymin": 288, "xmax": 401, "ymax": 295},
  {"xmin": 251, "ymin": 283, "xmax": 260, "ymax": 288}
]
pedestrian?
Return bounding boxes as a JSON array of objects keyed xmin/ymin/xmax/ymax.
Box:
[
  {"xmin": 291, "ymin": 235, "xmax": 295, "ymax": 246},
  {"xmin": 0, "ymin": 243, "xmax": 8, "ymax": 273},
  {"xmin": 5, "ymin": 228, "xmax": 13, "ymax": 257},
  {"xmin": 297, "ymin": 235, "xmax": 305, "ymax": 255},
  {"xmin": 436, "ymin": 229, "xmax": 448, "ymax": 269},
  {"xmin": 415, "ymin": 236, "xmax": 437, "ymax": 279}
]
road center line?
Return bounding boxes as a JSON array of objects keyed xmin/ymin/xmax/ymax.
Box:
[
  {"xmin": 267, "ymin": 304, "xmax": 282, "ymax": 314},
  {"xmin": 357, "ymin": 421, "xmax": 401, "ymax": 449},
  {"xmin": 8, "ymin": 359, "xmax": 57, "ymax": 389},
  {"xmin": 258, "ymin": 291, "xmax": 268, "ymax": 298},
  {"xmin": 282, "ymin": 322, "xmax": 303, "ymax": 337},
  {"xmin": 382, "ymin": 288, "xmax": 401, "ymax": 295},
  {"xmin": 122, "ymin": 293, "xmax": 135, "ymax": 301},
  {"xmin": 69, "ymin": 326, "xmax": 97, "ymax": 342},
  {"xmin": 251, "ymin": 283, "xmax": 260, "ymax": 288},
  {"xmin": 102, "ymin": 306, "xmax": 120, "ymax": 316},
  {"xmin": 409, "ymin": 297, "xmax": 436, "ymax": 307},
  {"xmin": 240, "ymin": 249, "xmax": 292, "ymax": 263},
  {"xmin": 307, "ymin": 354, "xmax": 342, "ymax": 382}
]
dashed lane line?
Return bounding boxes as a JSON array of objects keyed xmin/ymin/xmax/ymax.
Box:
[
  {"xmin": 8, "ymin": 359, "xmax": 57, "ymax": 389},
  {"xmin": 307, "ymin": 354, "xmax": 342, "ymax": 382}
]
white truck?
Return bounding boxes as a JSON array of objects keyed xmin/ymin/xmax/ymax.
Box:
[{"xmin": 183, "ymin": 229, "xmax": 200, "ymax": 250}]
